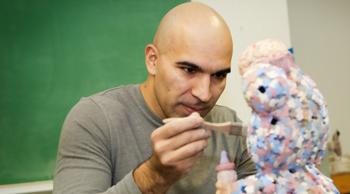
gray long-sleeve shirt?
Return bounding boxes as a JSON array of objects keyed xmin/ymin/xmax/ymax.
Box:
[{"xmin": 53, "ymin": 84, "xmax": 256, "ymax": 194}]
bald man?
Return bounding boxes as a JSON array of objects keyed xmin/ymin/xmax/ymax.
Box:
[{"xmin": 53, "ymin": 2, "xmax": 256, "ymax": 194}]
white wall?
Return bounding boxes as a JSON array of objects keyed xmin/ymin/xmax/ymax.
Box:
[
  {"xmin": 193, "ymin": 0, "xmax": 291, "ymax": 123},
  {"xmin": 288, "ymin": 0, "xmax": 350, "ymax": 155}
]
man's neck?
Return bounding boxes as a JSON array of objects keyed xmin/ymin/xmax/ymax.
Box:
[{"xmin": 140, "ymin": 80, "xmax": 166, "ymax": 119}]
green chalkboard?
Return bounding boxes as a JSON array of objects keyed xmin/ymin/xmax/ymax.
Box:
[{"xmin": 0, "ymin": 0, "xmax": 187, "ymax": 184}]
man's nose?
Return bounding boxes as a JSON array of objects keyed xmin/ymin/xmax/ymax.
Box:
[{"xmin": 192, "ymin": 75, "xmax": 212, "ymax": 102}]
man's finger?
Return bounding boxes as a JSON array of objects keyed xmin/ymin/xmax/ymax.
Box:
[
  {"xmin": 154, "ymin": 128, "xmax": 211, "ymax": 153},
  {"xmin": 161, "ymin": 139, "xmax": 208, "ymax": 164},
  {"xmin": 153, "ymin": 112, "xmax": 203, "ymax": 139}
]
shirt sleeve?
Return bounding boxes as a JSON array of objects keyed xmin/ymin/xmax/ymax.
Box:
[
  {"xmin": 53, "ymin": 98, "xmax": 141, "ymax": 194},
  {"xmin": 234, "ymin": 136, "xmax": 257, "ymax": 180},
  {"xmin": 230, "ymin": 108, "xmax": 257, "ymax": 179}
]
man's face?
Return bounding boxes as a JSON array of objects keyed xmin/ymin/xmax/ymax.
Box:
[{"xmin": 152, "ymin": 37, "xmax": 232, "ymax": 118}]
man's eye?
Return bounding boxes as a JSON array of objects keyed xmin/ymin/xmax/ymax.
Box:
[
  {"xmin": 182, "ymin": 67, "xmax": 197, "ymax": 74},
  {"xmin": 213, "ymin": 72, "xmax": 228, "ymax": 79}
]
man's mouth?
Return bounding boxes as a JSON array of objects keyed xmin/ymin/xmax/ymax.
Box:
[{"xmin": 182, "ymin": 104, "xmax": 207, "ymax": 114}]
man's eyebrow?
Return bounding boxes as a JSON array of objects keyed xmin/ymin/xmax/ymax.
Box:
[
  {"xmin": 176, "ymin": 61, "xmax": 201, "ymax": 70},
  {"xmin": 214, "ymin": 68, "xmax": 231, "ymax": 75},
  {"xmin": 176, "ymin": 61, "xmax": 231, "ymax": 74}
]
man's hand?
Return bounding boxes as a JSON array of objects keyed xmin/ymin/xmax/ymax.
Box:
[{"xmin": 133, "ymin": 112, "xmax": 211, "ymax": 194}]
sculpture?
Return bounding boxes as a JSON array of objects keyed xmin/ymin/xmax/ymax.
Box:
[{"xmin": 216, "ymin": 39, "xmax": 339, "ymax": 194}]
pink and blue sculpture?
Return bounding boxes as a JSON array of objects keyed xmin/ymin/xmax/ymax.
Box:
[{"xmin": 216, "ymin": 39, "xmax": 339, "ymax": 194}]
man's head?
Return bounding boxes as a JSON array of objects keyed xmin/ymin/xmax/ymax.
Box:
[{"xmin": 141, "ymin": 2, "xmax": 233, "ymax": 119}]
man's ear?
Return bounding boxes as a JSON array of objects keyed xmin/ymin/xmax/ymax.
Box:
[{"xmin": 145, "ymin": 44, "xmax": 158, "ymax": 75}]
